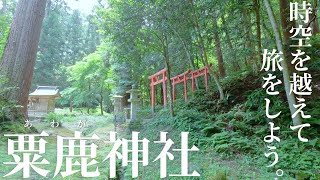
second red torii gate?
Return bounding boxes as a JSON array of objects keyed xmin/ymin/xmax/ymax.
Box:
[
  {"xmin": 149, "ymin": 64, "xmax": 212, "ymax": 112},
  {"xmin": 190, "ymin": 64, "xmax": 212, "ymax": 92},
  {"xmin": 171, "ymin": 70, "xmax": 191, "ymax": 102}
]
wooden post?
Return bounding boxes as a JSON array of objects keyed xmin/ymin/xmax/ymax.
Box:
[
  {"xmin": 151, "ymin": 82, "xmax": 155, "ymax": 113},
  {"xmin": 172, "ymin": 80, "xmax": 176, "ymax": 101},
  {"xmin": 184, "ymin": 73, "xmax": 188, "ymax": 101},
  {"xmin": 205, "ymin": 67, "xmax": 209, "ymax": 92},
  {"xmin": 191, "ymin": 73, "xmax": 195, "ymax": 93}
]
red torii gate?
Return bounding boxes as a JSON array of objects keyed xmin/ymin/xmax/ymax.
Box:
[
  {"xmin": 148, "ymin": 68, "xmax": 167, "ymax": 113},
  {"xmin": 171, "ymin": 70, "xmax": 191, "ymax": 102},
  {"xmin": 190, "ymin": 64, "xmax": 212, "ymax": 92},
  {"xmin": 149, "ymin": 64, "xmax": 212, "ymax": 112}
]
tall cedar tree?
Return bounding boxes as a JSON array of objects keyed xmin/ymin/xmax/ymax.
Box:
[{"xmin": 0, "ymin": 0, "xmax": 47, "ymax": 116}]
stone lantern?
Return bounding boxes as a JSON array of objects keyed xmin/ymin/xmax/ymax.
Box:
[
  {"xmin": 111, "ymin": 95, "xmax": 123, "ymax": 122},
  {"xmin": 126, "ymin": 84, "xmax": 140, "ymax": 122}
]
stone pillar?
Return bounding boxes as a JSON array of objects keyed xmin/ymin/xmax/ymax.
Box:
[
  {"xmin": 126, "ymin": 84, "xmax": 140, "ymax": 122},
  {"xmin": 124, "ymin": 107, "xmax": 131, "ymax": 121},
  {"xmin": 112, "ymin": 95, "xmax": 123, "ymax": 122}
]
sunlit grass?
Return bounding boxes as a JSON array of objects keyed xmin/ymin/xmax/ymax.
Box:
[
  {"xmin": 0, "ymin": 110, "xmax": 115, "ymax": 179},
  {"xmin": 0, "ymin": 108, "xmax": 298, "ymax": 179}
]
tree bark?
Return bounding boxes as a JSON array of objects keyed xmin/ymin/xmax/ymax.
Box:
[
  {"xmin": 221, "ymin": 16, "xmax": 241, "ymax": 71},
  {"xmin": 87, "ymin": 81, "xmax": 91, "ymax": 114},
  {"xmin": 279, "ymin": 0, "xmax": 295, "ymax": 71},
  {"xmin": 100, "ymin": 85, "xmax": 104, "ymax": 115},
  {"xmin": 172, "ymin": 27, "xmax": 200, "ymax": 89},
  {"xmin": 311, "ymin": 0, "xmax": 319, "ymax": 34},
  {"xmin": 182, "ymin": 36, "xmax": 200, "ymax": 89},
  {"xmin": 0, "ymin": 0, "xmax": 47, "ymax": 117},
  {"xmin": 186, "ymin": 42, "xmax": 200, "ymax": 89},
  {"xmin": 69, "ymin": 96, "xmax": 73, "ymax": 112},
  {"xmin": 253, "ymin": 0, "xmax": 262, "ymax": 66},
  {"xmin": 312, "ymin": 15, "xmax": 320, "ymax": 34},
  {"xmin": 262, "ymin": 16, "xmax": 274, "ymax": 38},
  {"xmin": 264, "ymin": 0, "xmax": 302, "ymax": 126},
  {"xmin": 100, "ymin": 98, "xmax": 103, "ymax": 115},
  {"xmin": 212, "ymin": 16, "xmax": 226, "ymax": 77},
  {"xmin": 242, "ymin": 8, "xmax": 255, "ymax": 68},
  {"xmin": 162, "ymin": 33, "xmax": 174, "ymax": 117},
  {"xmin": 189, "ymin": 0, "xmax": 224, "ymax": 100}
]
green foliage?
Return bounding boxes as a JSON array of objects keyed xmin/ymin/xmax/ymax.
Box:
[
  {"xmin": 206, "ymin": 131, "xmax": 262, "ymax": 155},
  {"xmin": 301, "ymin": 34, "xmax": 320, "ymax": 63},
  {"xmin": 305, "ymin": 99, "xmax": 320, "ymax": 126},
  {"xmin": 0, "ymin": 121, "xmax": 35, "ymax": 134},
  {"xmin": 275, "ymin": 139, "xmax": 320, "ymax": 178},
  {"xmin": 45, "ymin": 112, "xmax": 63, "ymax": 122},
  {"xmin": 0, "ymin": 15, "xmax": 10, "ymax": 58},
  {"xmin": 128, "ymin": 119, "xmax": 143, "ymax": 132},
  {"xmin": 148, "ymin": 71, "xmax": 320, "ymax": 178},
  {"xmin": 0, "ymin": 0, "xmax": 16, "ymax": 58},
  {"xmin": 1, "ymin": 77, "xmax": 32, "ymax": 129},
  {"xmin": 207, "ymin": 170, "xmax": 227, "ymax": 180},
  {"xmin": 170, "ymin": 109, "xmax": 213, "ymax": 145},
  {"xmin": 1, "ymin": 0, "xmax": 317, "ymax": 177},
  {"xmin": 32, "ymin": 2, "xmax": 101, "ymax": 91},
  {"xmin": 244, "ymin": 89, "xmax": 266, "ymax": 110},
  {"xmin": 60, "ymin": 45, "xmax": 112, "ymax": 114}
]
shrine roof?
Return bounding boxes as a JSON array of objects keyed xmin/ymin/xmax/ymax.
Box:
[{"xmin": 29, "ymin": 86, "xmax": 60, "ymax": 97}]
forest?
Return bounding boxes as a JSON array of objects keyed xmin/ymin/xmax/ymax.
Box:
[{"xmin": 0, "ymin": 0, "xmax": 319, "ymax": 179}]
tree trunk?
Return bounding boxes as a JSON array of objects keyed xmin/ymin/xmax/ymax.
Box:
[
  {"xmin": 87, "ymin": 81, "xmax": 91, "ymax": 114},
  {"xmin": 312, "ymin": 15, "xmax": 320, "ymax": 34},
  {"xmin": 279, "ymin": 0, "xmax": 295, "ymax": 71},
  {"xmin": 69, "ymin": 96, "xmax": 73, "ymax": 112},
  {"xmin": 181, "ymin": 35, "xmax": 200, "ymax": 89},
  {"xmin": 195, "ymin": 48, "xmax": 200, "ymax": 69},
  {"xmin": 100, "ymin": 98, "xmax": 103, "ymax": 115},
  {"xmin": 262, "ymin": 16, "xmax": 274, "ymax": 38},
  {"xmin": 163, "ymin": 34, "xmax": 174, "ymax": 117},
  {"xmin": 221, "ymin": 16, "xmax": 241, "ymax": 71},
  {"xmin": 171, "ymin": 27, "xmax": 200, "ymax": 89},
  {"xmin": 100, "ymin": 84, "xmax": 104, "ymax": 115},
  {"xmin": 0, "ymin": 0, "xmax": 47, "ymax": 117},
  {"xmin": 212, "ymin": 16, "xmax": 226, "ymax": 77},
  {"xmin": 187, "ymin": 43, "xmax": 200, "ymax": 89},
  {"xmin": 312, "ymin": 0, "xmax": 319, "ymax": 34},
  {"xmin": 242, "ymin": 8, "xmax": 255, "ymax": 68},
  {"xmin": 253, "ymin": 0, "xmax": 262, "ymax": 66},
  {"xmin": 189, "ymin": 0, "xmax": 224, "ymax": 100},
  {"xmin": 199, "ymin": 33, "xmax": 224, "ymax": 100},
  {"xmin": 264, "ymin": 0, "xmax": 302, "ymax": 126}
]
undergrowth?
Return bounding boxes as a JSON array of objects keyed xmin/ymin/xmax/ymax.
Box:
[
  {"xmin": 147, "ymin": 62, "xmax": 320, "ymax": 179},
  {"xmin": 0, "ymin": 77, "xmax": 35, "ymax": 134}
]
